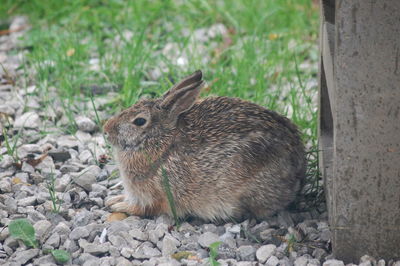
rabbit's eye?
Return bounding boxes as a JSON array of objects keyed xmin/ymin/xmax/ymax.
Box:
[{"xmin": 133, "ymin": 117, "xmax": 147, "ymax": 126}]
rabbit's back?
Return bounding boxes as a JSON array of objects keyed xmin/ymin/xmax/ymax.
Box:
[{"xmin": 171, "ymin": 96, "xmax": 305, "ymax": 220}]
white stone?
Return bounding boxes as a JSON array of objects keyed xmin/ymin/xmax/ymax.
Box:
[
  {"xmin": 14, "ymin": 112, "xmax": 41, "ymax": 129},
  {"xmin": 323, "ymin": 259, "xmax": 345, "ymax": 266},
  {"xmin": 76, "ymin": 116, "xmax": 97, "ymax": 133},
  {"xmin": 256, "ymin": 244, "xmax": 276, "ymax": 263},
  {"xmin": 198, "ymin": 231, "xmax": 219, "ymax": 248}
]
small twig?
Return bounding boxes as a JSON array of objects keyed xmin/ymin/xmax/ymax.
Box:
[{"xmin": 0, "ymin": 25, "xmax": 27, "ymax": 36}]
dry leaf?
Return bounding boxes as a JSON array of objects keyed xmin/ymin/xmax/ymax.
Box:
[
  {"xmin": 269, "ymin": 33, "xmax": 279, "ymax": 40},
  {"xmin": 12, "ymin": 177, "xmax": 22, "ymax": 184},
  {"xmin": 171, "ymin": 251, "xmax": 197, "ymax": 261},
  {"xmin": 106, "ymin": 212, "xmax": 128, "ymax": 222},
  {"xmin": 66, "ymin": 48, "xmax": 75, "ymax": 57},
  {"xmin": 26, "ymin": 153, "xmax": 48, "ymax": 167}
]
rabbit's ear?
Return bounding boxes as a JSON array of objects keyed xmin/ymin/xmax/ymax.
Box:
[
  {"xmin": 161, "ymin": 80, "xmax": 204, "ymax": 119},
  {"xmin": 162, "ymin": 70, "xmax": 202, "ymax": 99}
]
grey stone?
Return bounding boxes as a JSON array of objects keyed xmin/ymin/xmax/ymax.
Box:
[
  {"xmin": 198, "ymin": 231, "xmax": 219, "ymax": 248},
  {"xmin": 377, "ymin": 259, "xmax": 385, "ymax": 266},
  {"xmin": 21, "ymin": 161, "xmax": 35, "ymax": 173},
  {"xmin": 44, "ymin": 232, "xmax": 60, "ymax": 248},
  {"xmin": 72, "ymin": 165, "xmax": 101, "ymax": 191},
  {"xmin": 266, "ymin": 255, "xmax": 280, "ymax": 266},
  {"xmin": 83, "ymin": 259, "xmax": 101, "ymax": 266},
  {"xmin": 307, "ymin": 258, "xmax": 321, "ymax": 266},
  {"xmin": 0, "ymin": 179, "xmax": 12, "ymax": 193},
  {"xmin": 76, "ymin": 116, "xmax": 97, "ymax": 133},
  {"xmin": 99, "ymin": 256, "xmax": 115, "ymax": 266},
  {"xmin": 141, "ymin": 245, "xmax": 162, "ymax": 258},
  {"xmin": 63, "ymin": 239, "xmax": 79, "ymax": 253},
  {"xmin": 108, "ymin": 234, "xmax": 129, "ymax": 248},
  {"xmin": 70, "ymin": 226, "xmax": 90, "ymax": 240},
  {"xmin": 226, "ymin": 224, "xmax": 241, "ymax": 235},
  {"xmin": 319, "ymin": 230, "xmax": 331, "ymax": 242},
  {"xmin": 33, "ymin": 220, "xmax": 52, "ymax": 242},
  {"xmin": 217, "ymin": 243, "xmax": 236, "ymax": 259},
  {"xmin": 4, "ymin": 197, "xmax": 17, "ymax": 214},
  {"xmin": 161, "ymin": 234, "xmax": 180, "ymax": 256},
  {"xmin": 0, "ymin": 104, "xmax": 14, "ymax": 115},
  {"xmin": 0, "ymin": 227, "xmax": 9, "ymax": 241},
  {"xmin": 57, "ymin": 135, "xmax": 80, "ymax": 149},
  {"xmin": 294, "ymin": 256, "xmax": 309, "ymax": 266},
  {"xmin": 79, "ymin": 239, "xmax": 110, "ymax": 255},
  {"xmin": 14, "ymin": 112, "xmax": 41, "ymax": 129},
  {"xmin": 79, "ymin": 149, "xmax": 93, "ymax": 163},
  {"xmin": 360, "ymin": 255, "xmax": 376, "ymax": 265},
  {"xmin": 27, "ymin": 209, "xmax": 46, "ymax": 222},
  {"xmin": 48, "ymin": 148, "xmax": 71, "ymax": 162},
  {"xmin": 55, "ymin": 174, "xmax": 71, "ymax": 192},
  {"xmin": 17, "ymin": 144, "xmax": 41, "ymax": 159},
  {"xmin": 279, "ymin": 257, "xmax": 292, "ymax": 266},
  {"xmin": 256, "ymin": 244, "xmax": 276, "ymax": 263},
  {"xmin": 72, "ymin": 209, "xmax": 93, "ymax": 227},
  {"xmin": 322, "ymin": 259, "xmax": 345, "ymax": 266},
  {"xmin": 121, "ymin": 247, "xmax": 133, "ymax": 258},
  {"xmin": 0, "ymin": 154, "xmax": 14, "ymax": 168},
  {"xmin": 60, "ymin": 164, "xmax": 80, "ymax": 173},
  {"xmin": 312, "ymin": 248, "xmax": 327, "ymax": 260},
  {"xmin": 11, "ymin": 248, "xmax": 39, "ymax": 265},
  {"xmin": 115, "ymin": 257, "xmax": 133, "ymax": 266},
  {"xmin": 33, "ymin": 254, "xmax": 56, "ymax": 265},
  {"xmin": 17, "ymin": 196, "xmax": 37, "ymax": 206},
  {"xmin": 149, "ymin": 223, "xmax": 168, "ymax": 244},
  {"xmin": 237, "ymin": 245, "xmax": 256, "ymax": 261},
  {"xmin": 129, "ymin": 228, "xmax": 148, "ymax": 241}
]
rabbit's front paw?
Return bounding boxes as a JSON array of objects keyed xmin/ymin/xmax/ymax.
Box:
[
  {"xmin": 105, "ymin": 195, "xmax": 145, "ymax": 216},
  {"xmin": 105, "ymin": 195, "xmax": 126, "ymax": 207}
]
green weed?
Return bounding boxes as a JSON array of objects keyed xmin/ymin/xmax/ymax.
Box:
[
  {"xmin": 8, "ymin": 219, "xmax": 71, "ymax": 263},
  {"xmin": 208, "ymin": 241, "xmax": 222, "ymax": 266},
  {"xmin": 161, "ymin": 167, "xmax": 181, "ymax": 228}
]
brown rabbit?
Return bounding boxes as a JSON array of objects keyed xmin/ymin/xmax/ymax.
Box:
[{"xmin": 103, "ymin": 70, "xmax": 305, "ymax": 221}]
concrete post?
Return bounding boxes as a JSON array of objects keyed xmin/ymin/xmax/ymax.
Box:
[{"xmin": 319, "ymin": 0, "xmax": 400, "ymax": 262}]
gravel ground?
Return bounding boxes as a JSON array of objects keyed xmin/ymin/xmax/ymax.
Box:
[{"xmin": 0, "ymin": 16, "xmax": 398, "ymax": 266}]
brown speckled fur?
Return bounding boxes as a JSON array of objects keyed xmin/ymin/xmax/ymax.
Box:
[{"xmin": 103, "ymin": 70, "xmax": 306, "ymax": 221}]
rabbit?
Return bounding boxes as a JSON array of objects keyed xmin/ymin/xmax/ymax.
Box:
[{"xmin": 103, "ymin": 70, "xmax": 306, "ymax": 221}]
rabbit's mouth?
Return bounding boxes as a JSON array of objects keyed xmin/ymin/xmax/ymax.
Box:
[{"xmin": 118, "ymin": 138, "xmax": 144, "ymax": 152}]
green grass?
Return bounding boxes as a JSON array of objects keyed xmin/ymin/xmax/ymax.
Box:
[{"xmin": 1, "ymin": 0, "xmax": 321, "ymax": 206}]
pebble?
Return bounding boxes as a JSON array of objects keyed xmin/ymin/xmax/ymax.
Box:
[
  {"xmin": 161, "ymin": 234, "xmax": 180, "ymax": 256},
  {"xmin": 294, "ymin": 255, "xmax": 309, "ymax": 266},
  {"xmin": 256, "ymin": 244, "xmax": 276, "ymax": 263},
  {"xmin": 237, "ymin": 245, "xmax": 256, "ymax": 261},
  {"xmin": 33, "ymin": 220, "xmax": 52, "ymax": 242},
  {"xmin": 70, "ymin": 226, "xmax": 90, "ymax": 240},
  {"xmin": 14, "ymin": 112, "xmax": 41, "ymax": 129},
  {"xmin": 10, "ymin": 248, "xmax": 39, "ymax": 265},
  {"xmin": 198, "ymin": 231, "xmax": 220, "ymax": 248},
  {"xmin": 79, "ymin": 239, "xmax": 110, "ymax": 255},
  {"xmin": 0, "ymin": 155, "xmax": 14, "ymax": 169},
  {"xmin": 266, "ymin": 255, "xmax": 280, "ymax": 266},
  {"xmin": 323, "ymin": 259, "xmax": 345, "ymax": 266},
  {"xmin": 17, "ymin": 196, "xmax": 37, "ymax": 207},
  {"xmin": 76, "ymin": 116, "xmax": 97, "ymax": 133},
  {"xmin": 0, "ymin": 179, "xmax": 12, "ymax": 193},
  {"xmin": 48, "ymin": 148, "xmax": 71, "ymax": 162},
  {"xmin": 72, "ymin": 165, "xmax": 101, "ymax": 191}
]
